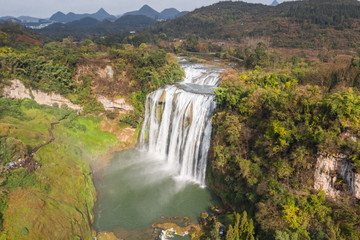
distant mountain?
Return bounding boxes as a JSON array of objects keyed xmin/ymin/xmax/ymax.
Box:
[
  {"xmin": 0, "ymin": 16, "xmax": 19, "ymax": 23},
  {"xmin": 18, "ymin": 16, "xmax": 42, "ymax": 23},
  {"xmin": 49, "ymin": 8, "xmax": 116, "ymax": 23},
  {"xmin": 124, "ymin": 4, "xmax": 160, "ymax": 19},
  {"xmin": 93, "ymin": 8, "xmax": 115, "ymax": 21},
  {"xmin": 68, "ymin": 17, "xmax": 100, "ymax": 28},
  {"xmin": 114, "ymin": 15, "xmax": 156, "ymax": 28},
  {"xmin": 39, "ymin": 14, "xmax": 156, "ymax": 40},
  {"xmin": 124, "ymin": 5, "xmax": 184, "ymax": 20},
  {"xmin": 160, "ymin": 8, "xmax": 180, "ymax": 19},
  {"xmin": 50, "ymin": 11, "xmax": 66, "ymax": 22},
  {"xmin": 270, "ymin": 0, "xmax": 279, "ymax": 7}
]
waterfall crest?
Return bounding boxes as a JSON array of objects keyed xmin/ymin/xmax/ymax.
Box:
[{"xmin": 138, "ymin": 61, "xmax": 222, "ymax": 186}]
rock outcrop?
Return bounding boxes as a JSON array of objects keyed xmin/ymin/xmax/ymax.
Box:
[
  {"xmin": 314, "ymin": 153, "xmax": 360, "ymax": 199},
  {"xmin": 2, "ymin": 79, "xmax": 82, "ymax": 111},
  {"xmin": 96, "ymin": 95, "xmax": 133, "ymax": 112}
]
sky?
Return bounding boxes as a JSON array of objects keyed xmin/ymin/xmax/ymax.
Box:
[{"xmin": 0, "ymin": 0, "xmax": 289, "ymax": 18}]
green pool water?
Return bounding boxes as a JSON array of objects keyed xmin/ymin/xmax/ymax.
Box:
[{"xmin": 93, "ymin": 148, "xmax": 219, "ymax": 236}]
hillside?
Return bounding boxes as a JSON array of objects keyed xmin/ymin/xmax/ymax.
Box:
[
  {"xmin": 0, "ymin": 21, "xmax": 42, "ymax": 47},
  {"xmin": 151, "ymin": 0, "xmax": 360, "ymax": 49}
]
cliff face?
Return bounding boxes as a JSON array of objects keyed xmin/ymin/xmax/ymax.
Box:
[
  {"xmin": 314, "ymin": 153, "xmax": 360, "ymax": 200},
  {"xmin": 3, "ymin": 79, "xmax": 82, "ymax": 111}
]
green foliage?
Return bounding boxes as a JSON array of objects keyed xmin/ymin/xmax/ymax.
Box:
[
  {"xmin": 222, "ymin": 211, "xmax": 256, "ymax": 240},
  {"xmin": 108, "ymin": 45, "xmax": 184, "ymax": 115},
  {"xmin": 0, "ymin": 45, "xmax": 78, "ymax": 95},
  {"xmin": 210, "ymin": 69, "xmax": 360, "ymax": 239},
  {"xmin": 0, "ymin": 21, "xmax": 41, "ymax": 48},
  {"xmin": 152, "ymin": 0, "xmax": 360, "ymax": 49},
  {"xmin": 284, "ymin": 0, "xmax": 360, "ymax": 28},
  {"xmin": 120, "ymin": 112, "xmax": 140, "ymax": 128},
  {"xmin": 0, "ymin": 98, "xmax": 27, "ymax": 120},
  {"xmin": 245, "ymin": 43, "xmax": 270, "ymax": 69},
  {"xmin": 275, "ymin": 231, "xmax": 298, "ymax": 240},
  {"xmin": 0, "ymin": 37, "xmax": 183, "ymax": 116}
]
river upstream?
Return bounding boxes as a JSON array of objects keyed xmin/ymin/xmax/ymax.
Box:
[{"xmin": 93, "ymin": 60, "xmax": 224, "ymax": 239}]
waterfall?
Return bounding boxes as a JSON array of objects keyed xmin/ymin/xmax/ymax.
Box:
[{"xmin": 138, "ymin": 61, "xmax": 222, "ymax": 186}]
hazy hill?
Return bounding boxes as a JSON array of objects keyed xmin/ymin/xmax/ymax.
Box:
[
  {"xmin": 114, "ymin": 15, "xmax": 156, "ymax": 29},
  {"xmin": 270, "ymin": 0, "xmax": 279, "ymax": 6},
  {"xmin": 160, "ymin": 8, "xmax": 180, "ymax": 19},
  {"xmin": 0, "ymin": 16, "xmax": 19, "ymax": 23},
  {"xmin": 124, "ymin": 5, "xmax": 160, "ymax": 19},
  {"xmin": 17, "ymin": 16, "xmax": 42, "ymax": 22},
  {"xmin": 151, "ymin": 0, "xmax": 360, "ymax": 49},
  {"xmin": 39, "ymin": 14, "xmax": 155, "ymax": 40},
  {"xmin": 50, "ymin": 8, "xmax": 116, "ymax": 23},
  {"xmin": 123, "ymin": 5, "xmax": 186, "ymax": 20}
]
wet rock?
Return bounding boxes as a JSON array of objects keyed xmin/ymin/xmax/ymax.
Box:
[{"xmin": 159, "ymin": 90, "xmax": 167, "ymax": 104}]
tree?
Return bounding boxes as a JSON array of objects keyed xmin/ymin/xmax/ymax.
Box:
[
  {"xmin": 245, "ymin": 42, "xmax": 269, "ymax": 68},
  {"xmin": 186, "ymin": 34, "xmax": 199, "ymax": 52},
  {"xmin": 231, "ymin": 212, "xmax": 256, "ymax": 240},
  {"xmin": 0, "ymin": 31, "xmax": 9, "ymax": 46}
]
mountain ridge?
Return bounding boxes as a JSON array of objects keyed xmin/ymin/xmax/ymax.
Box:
[{"xmin": 49, "ymin": 8, "xmax": 116, "ymax": 22}]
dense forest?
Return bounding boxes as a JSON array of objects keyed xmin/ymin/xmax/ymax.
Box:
[
  {"xmin": 207, "ymin": 66, "xmax": 360, "ymax": 239},
  {"xmin": 150, "ymin": 0, "xmax": 360, "ymax": 49}
]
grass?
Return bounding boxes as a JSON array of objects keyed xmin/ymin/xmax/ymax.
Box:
[{"xmin": 0, "ymin": 99, "xmax": 118, "ymax": 239}]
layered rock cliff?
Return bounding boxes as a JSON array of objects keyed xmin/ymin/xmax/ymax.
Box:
[{"xmin": 314, "ymin": 153, "xmax": 360, "ymax": 199}]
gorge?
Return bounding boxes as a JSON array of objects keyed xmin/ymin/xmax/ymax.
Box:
[{"xmin": 93, "ymin": 60, "xmax": 224, "ymax": 238}]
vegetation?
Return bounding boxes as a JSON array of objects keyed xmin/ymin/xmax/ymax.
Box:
[
  {"xmin": 0, "ymin": 22, "xmax": 42, "ymax": 49},
  {"xmin": 1, "ymin": 2, "xmax": 360, "ymax": 239},
  {"xmin": 0, "ymin": 98, "xmax": 118, "ymax": 239},
  {"xmin": 0, "ymin": 24, "xmax": 184, "ymax": 117},
  {"xmin": 0, "ymin": 22, "xmax": 185, "ymax": 239},
  {"xmin": 151, "ymin": 0, "xmax": 360, "ymax": 49},
  {"xmin": 206, "ymin": 58, "xmax": 360, "ymax": 239},
  {"xmin": 107, "ymin": 44, "xmax": 183, "ymax": 126}
]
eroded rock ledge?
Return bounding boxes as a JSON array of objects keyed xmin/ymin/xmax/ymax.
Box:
[{"xmin": 2, "ymin": 79, "xmax": 82, "ymax": 111}]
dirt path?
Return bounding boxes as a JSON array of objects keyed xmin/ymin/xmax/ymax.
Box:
[{"xmin": 24, "ymin": 122, "xmax": 59, "ymax": 171}]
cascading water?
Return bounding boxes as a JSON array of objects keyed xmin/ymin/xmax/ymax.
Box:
[
  {"xmin": 93, "ymin": 60, "xmax": 223, "ymax": 237},
  {"xmin": 138, "ymin": 60, "xmax": 223, "ymax": 186}
]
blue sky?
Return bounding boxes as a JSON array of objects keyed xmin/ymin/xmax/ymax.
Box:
[{"xmin": 0, "ymin": 0, "xmax": 290, "ymax": 18}]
